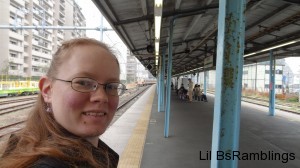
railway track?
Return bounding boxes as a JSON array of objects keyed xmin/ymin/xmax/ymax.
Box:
[
  {"xmin": 0, "ymin": 101, "xmax": 36, "ymax": 116},
  {"xmin": 0, "ymin": 86, "xmax": 150, "ymax": 139},
  {"xmin": 0, "ymin": 96, "xmax": 37, "ymax": 105}
]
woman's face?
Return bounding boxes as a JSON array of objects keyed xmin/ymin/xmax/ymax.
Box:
[{"xmin": 47, "ymin": 45, "xmax": 120, "ymax": 139}]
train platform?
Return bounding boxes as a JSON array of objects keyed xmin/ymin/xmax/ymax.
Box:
[{"xmin": 101, "ymin": 85, "xmax": 300, "ymax": 168}]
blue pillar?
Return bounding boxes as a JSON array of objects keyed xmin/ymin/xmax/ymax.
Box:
[
  {"xmin": 211, "ymin": 0, "xmax": 246, "ymax": 168},
  {"xmin": 269, "ymin": 50, "xmax": 275, "ymax": 116},
  {"xmin": 204, "ymin": 71, "xmax": 207, "ymax": 95},
  {"xmin": 156, "ymin": 72, "xmax": 159, "ymax": 95},
  {"xmin": 158, "ymin": 56, "xmax": 162, "ymax": 110},
  {"xmin": 158, "ymin": 50, "xmax": 166, "ymax": 112},
  {"xmin": 164, "ymin": 17, "xmax": 175, "ymax": 138}
]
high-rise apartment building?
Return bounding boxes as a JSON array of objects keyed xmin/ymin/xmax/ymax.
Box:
[
  {"xmin": 0, "ymin": 0, "xmax": 86, "ymax": 79},
  {"xmin": 126, "ymin": 50, "xmax": 137, "ymax": 83},
  {"xmin": 126, "ymin": 49, "xmax": 152, "ymax": 84}
]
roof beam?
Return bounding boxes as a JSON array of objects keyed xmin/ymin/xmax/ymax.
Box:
[
  {"xmin": 140, "ymin": 0, "xmax": 147, "ymax": 15},
  {"xmin": 246, "ymin": 4, "xmax": 290, "ymax": 30},
  {"xmin": 113, "ymin": 5, "xmax": 218, "ymax": 26},
  {"xmin": 175, "ymin": 0, "xmax": 182, "ymax": 10},
  {"xmin": 246, "ymin": 11, "xmax": 300, "ymax": 42}
]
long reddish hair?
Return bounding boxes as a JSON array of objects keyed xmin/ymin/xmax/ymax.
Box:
[{"xmin": 0, "ymin": 38, "xmax": 119, "ymax": 167}]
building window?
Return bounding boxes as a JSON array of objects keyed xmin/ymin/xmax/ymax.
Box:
[
  {"xmin": 264, "ymin": 84, "xmax": 269, "ymax": 89},
  {"xmin": 32, "ymin": 66, "xmax": 39, "ymax": 72},
  {"xmin": 10, "ymin": 65, "xmax": 18, "ymax": 70},
  {"xmin": 10, "ymin": 52, "xmax": 18, "ymax": 58},
  {"xmin": 32, "ymin": 57, "xmax": 39, "ymax": 62},
  {"xmin": 10, "ymin": 39, "xmax": 18, "ymax": 45},
  {"xmin": 276, "ymin": 70, "xmax": 283, "ymax": 74},
  {"xmin": 42, "ymin": 59, "xmax": 48, "ymax": 63}
]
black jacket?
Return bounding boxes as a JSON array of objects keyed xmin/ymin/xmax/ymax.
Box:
[{"xmin": 31, "ymin": 139, "xmax": 119, "ymax": 168}]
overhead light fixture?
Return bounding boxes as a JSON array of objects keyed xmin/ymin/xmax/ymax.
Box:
[
  {"xmin": 155, "ymin": 56, "xmax": 159, "ymax": 65},
  {"xmin": 155, "ymin": 0, "xmax": 163, "ymax": 6},
  {"xmin": 260, "ymin": 40, "xmax": 299, "ymax": 52},
  {"xmin": 244, "ymin": 52, "xmax": 257, "ymax": 57},
  {"xmin": 244, "ymin": 38, "xmax": 300, "ymax": 57},
  {"xmin": 155, "ymin": 41, "xmax": 159, "ymax": 55},
  {"xmin": 155, "ymin": 16, "xmax": 161, "ymax": 39},
  {"xmin": 154, "ymin": 0, "xmax": 163, "ymax": 66}
]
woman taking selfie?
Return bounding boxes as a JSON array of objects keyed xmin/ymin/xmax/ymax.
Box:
[{"xmin": 0, "ymin": 38, "xmax": 125, "ymax": 167}]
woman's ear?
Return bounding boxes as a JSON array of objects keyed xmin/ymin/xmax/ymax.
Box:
[{"xmin": 39, "ymin": 76, "xmax": 52, "ymax": 103}]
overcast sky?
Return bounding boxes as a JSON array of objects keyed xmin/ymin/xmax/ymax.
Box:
[{"xmin": 75, "ymin": 0, "xmax": 128, "ymax": 64}]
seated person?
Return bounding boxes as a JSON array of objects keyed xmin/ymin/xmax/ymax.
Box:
[{"xmin": 201, "ymin": 91, "xmax": 208, "ymax": 102}]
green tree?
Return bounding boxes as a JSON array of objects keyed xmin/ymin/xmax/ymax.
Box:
[{"xmin": 0, "ymin": 60, "xmax": 9, "ymax": 81}]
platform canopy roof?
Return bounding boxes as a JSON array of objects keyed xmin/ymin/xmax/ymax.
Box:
[{"xmin": 92, "ymin": 0, "xmax": 300, "ymax": 77}]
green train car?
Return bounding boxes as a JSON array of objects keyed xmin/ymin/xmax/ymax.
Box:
[{"xmin": 0, "ymin": 81, "xmax": 39, "ymax": 97}]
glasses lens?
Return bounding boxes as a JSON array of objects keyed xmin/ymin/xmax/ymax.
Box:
[
  {"xmin": 106, "ymin": 83, "xmax": 125, "ymax": 96},
  {"xmin": 71, "ymin": 78, "xmax": 97, "ymax": 92}
]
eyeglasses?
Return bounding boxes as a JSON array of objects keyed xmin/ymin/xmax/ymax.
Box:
[{"xmin": 52, "ymin": 77, "xmax": 127, "ymax": 96}]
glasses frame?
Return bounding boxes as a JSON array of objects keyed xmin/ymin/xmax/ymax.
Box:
[{"xmin": 52, "ymin": 77, "xmax": 127, "ymax": 96}]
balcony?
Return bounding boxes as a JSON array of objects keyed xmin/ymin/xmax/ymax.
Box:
[
  {"xmin": 9, "ymin": 6, "xmax": 24, "ymax": 18},
  {"xmin": 59, "ymin": 8, "xmax": 65, "ymax": 15},
  {"xmin": 45, "ymin": 8, "xmax": 53, "ymax": 17},
  {"xmin": 32, "ymin": 71, "xmax": 44, "ymax": 76},
  {"xmin": 32, "ymin": 61, "xmax": 41, "ymax": 67},
  {"xmin": 32, "ymin": 9, "xmax": 40, "ymax": 17},
  {"xmin": 56, "ymin": 41, "xmax": 62, "ymax": 46},
  {"xmin": 9, "ymin": 31, "xmax": 23, "ymax": 41},
  {"xmin": 44, "ymin": 29, "xmax": 53, "ymax": 35},
  {"xmin": 41, "ymin": 50, "xmax": 52, "ymax": 60},
  {"xmin": 9, "ymin": 44, "xmax": 23, "ymax": 52},
  {"xmin": 58, "ymin": 17, "xmax": 65, "ymax": 24},
  {"xmin": 9, "ymin": 18, "xmax": 15, "ymax": 25},
  {"xmin": 8, "ymin": 69, "xmax": 22, "ymax": 76},
  {"xmin": 33, "ymin": 0, "xmax": 40, "ymax": 7},
  {"xmin": 14, "ymin": 0, "xmax": 25, "ymax": 6},
  {"xmin": 32, "ymin": 19, "xmax": 39, "ymax": 25},
  {"xmin": 31, "ymin": 61, "xmax": 49, "ymax": 67},
  {"xmin": 60, "ymin": 2, "xmax": 65, "ymax": 9},
  {"xmin": 43, "ymin": 0, "xmax": 54, "ymax": 8},
  {"xmin": 47, "ymin": 17, "xmax": 53, "ymax": 24},
  {"xmin": 9, "ymin": 57, "xmax": 23, "ymax": 64},
  {"xmin": 32, "ymin": 50, "xmax": 42, "ymax": 56},
  {"xmin": 35, "ymin": 51, "xmax": 52, "ymax": 60},
  {"xmin": 32, "ymin": 40, "xmax": 38, "ymax": 46},
  {"xmin": 57, "ymin": 32, "xmax": 64, "ymax": 39}
]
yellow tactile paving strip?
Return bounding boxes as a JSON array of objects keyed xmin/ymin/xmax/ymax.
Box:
[{"xmin": 117, "ymin": 88, "xmax": 155, "ymax": 168}]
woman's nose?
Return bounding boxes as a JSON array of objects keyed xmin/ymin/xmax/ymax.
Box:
[{"xmin": 90, "ymin": 85, "xmax": 108, "ymax": 103}]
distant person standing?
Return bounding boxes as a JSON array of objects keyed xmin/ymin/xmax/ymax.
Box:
[
  {"xmin": 188, "ymin": 78, "xmax": 194, "ymax": 102},
  {"xmin": 194, "ymin": 84, "xmax": 201, "ymax": 101}
]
